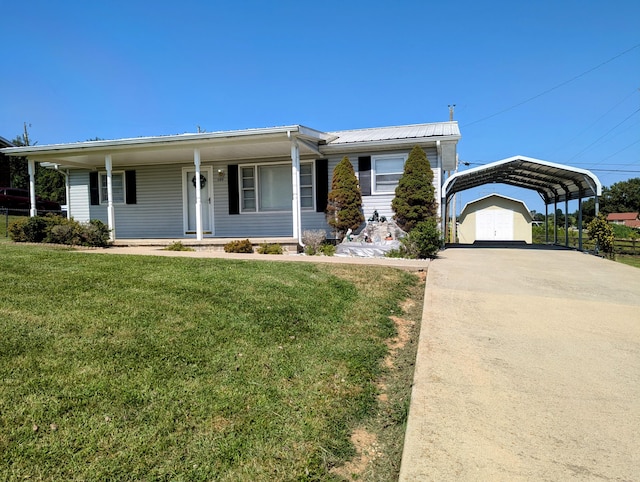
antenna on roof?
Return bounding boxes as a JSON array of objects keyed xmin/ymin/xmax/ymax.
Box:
[{"xmin": 448, "ymin": 104, "xmax": 456, "ymax": 121}]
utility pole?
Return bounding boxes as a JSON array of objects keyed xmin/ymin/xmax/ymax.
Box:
[
  {"xmin": 448, "ymin": 104, "xmax": 456, "ymax": 121},
  {"xmin": 23, "ymin": 122, "xmax": 31, "ymax": 146}
]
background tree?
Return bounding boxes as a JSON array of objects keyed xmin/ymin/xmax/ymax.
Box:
[
  {"xmin": 326, "ymin": 157, "xmax": 364, "ymax": 238},
  {"xmin": 391, "ymin": 145, "xmax": 437, "ymax": 231},
  {"xmin": 9, "ymin": 124, "xmax": 66, "ymax": 203},
  {"xmin": 600, "ymin": 178, "xmax": 640, "ymax": 214}
]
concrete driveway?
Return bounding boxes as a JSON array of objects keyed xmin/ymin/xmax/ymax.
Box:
[{"xmin": 400, "ymin": 247, "xmax": 640, "ymax": 481}]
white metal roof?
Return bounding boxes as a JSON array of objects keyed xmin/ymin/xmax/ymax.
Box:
[
  {"xmin": 0, "ymin": 121, "xmax": 460, "ymax": 169},
  {"xmin": 327, "ymin": 121, "xmax": 460, "ymax": 145},
  {"xmin": 443, "ymin": 155, "xmax": 602, "ymax": 204}
]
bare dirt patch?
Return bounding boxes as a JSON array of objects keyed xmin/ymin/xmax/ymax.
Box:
[
  {"xmin": 330, "ymin": 428, "xmax": 380, "ymax": 480},
  {"xmin": 336, "ymin": 271, "xmax": 425, "ymax": 481}
]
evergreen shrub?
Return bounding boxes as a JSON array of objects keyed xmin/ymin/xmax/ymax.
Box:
[
  {"xmin": 391, "ymin": 146, "xmax": 437, "ymax": 231},
  {"xmin": 257, "ymin": 243, "xmax": 283, "ymax": 254},
  {"xmin": 223, "ymin": 239, "xmax": 254, "ymax": 253},
  {"xmin": 326, "ymin": 157, "xmax": 364, "ymax": 239},
  {"xmin": 8, "ymin": 216, "xmax": 110, "ymax": 247}
]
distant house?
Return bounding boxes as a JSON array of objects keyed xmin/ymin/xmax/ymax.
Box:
[
  {"xmin": 0, "ymin": 122, "xmax": 460, "ymax": 243},
  {"xmin": 457, "ymin": 194, "xmax": 533, "ymax": 244},
  {"xmin": 607, "ymin": 212, "xmax": 640, "ymax": 229}
]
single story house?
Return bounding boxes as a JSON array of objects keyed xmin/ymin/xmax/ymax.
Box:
[
  {"xmin": 457, "ymin": 193, "xmax": 533, "ymax": 244},
  {"xmin": 0, "ymin": 122, "xmax": 460, "ymax": 244},
  {"xmin": 607, "ymin": 212, "xmax": 640, "ymax": 229}
]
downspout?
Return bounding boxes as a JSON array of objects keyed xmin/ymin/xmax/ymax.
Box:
[
  {"xmin": 54, "ymin": 165, "xmax": 71, "ymax": 220},
  {"xmin": 65, "ymin": 169, "xmax": 71, "ymax": 219},
  {"xmin": 28, "ymin": 158, "xmax": 36, "ymax": 217}
]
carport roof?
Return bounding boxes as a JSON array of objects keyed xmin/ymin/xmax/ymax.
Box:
[{"xmin": 443, "ymin": 155, "xmax": 602, "ymax": 204}]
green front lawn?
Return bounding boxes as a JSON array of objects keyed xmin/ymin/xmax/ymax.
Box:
[
  {"xmin": 617, "ymin": 255, "xmax": 640, "ymax": 269},
  {"xmin": 0, "ymin": 244, "xmax": 420, "ymax": 480}
]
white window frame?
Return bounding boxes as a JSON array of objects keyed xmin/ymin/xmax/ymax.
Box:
[
  {"xmin": 239, "ymin": 161, "xmax": 315, "ymax": 213},
  {"xmin": 371, "ymin": 154, "xmax": 407, "ymax": 194},
  {"xmin": 98, "ymin": 171, "xmax": 126, "ymax": 204}
]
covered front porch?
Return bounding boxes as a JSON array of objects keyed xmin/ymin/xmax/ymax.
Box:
[{"xmin": 2, "ymin": 125, "xmax": 335, "ymax": 244}]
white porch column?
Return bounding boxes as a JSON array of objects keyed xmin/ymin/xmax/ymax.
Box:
[
  {"xmin": 194, "ymin": 148, "xmax": 203, "ymax": 241},
  {"xmin": 105, "ymin": 154, "xmax": 115, "ymax": 241},
  {"xmin": 290, "ymin": 136, "xmax": 301, "ymax": 242},
  {"xmin": 28, "ymin": 158, "xmax": 36, "ymax": 217}
]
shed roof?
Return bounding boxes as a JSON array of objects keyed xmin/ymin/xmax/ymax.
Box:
[
  {"xmin": 443, "ymin": 155, "xmax": 602, "ymax": 204},
  {"xmin": 460, "ymin": 193, "xmax": 533, "ymax": 221}
]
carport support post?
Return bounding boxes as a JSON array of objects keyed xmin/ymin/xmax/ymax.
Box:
[
  {"xmin": 28, "ymin": 158, "xmax": 36, "ymax": 217},
  {"xmin": 194, "ymin": 148, "xmax": 203, "ymax": 241},
  {"xmin": 564, "ymin": 198, "xmax": 569, "ymax": 247},
  {"xmin": 545, "ymin": 203, "xmax": 549, "ymax": 244},
  {"xmin": 553, "ymin": 198, "xmax": 558, "ymax": 245},
  {"xmin": 105, "ymin": 155, "xmax": 115, "ymax": 241},
  {"xmin": 578, "ymin": 195, "xmax": 583, "ymax": 251}
]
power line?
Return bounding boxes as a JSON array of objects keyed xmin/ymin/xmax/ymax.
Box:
[
  {"xmin": 567, "ymin": 107, "xmax": 640, "ymax": 162},
  {"xmin": 462, "ymin": 43, "xmax": 640, "ymax": 128}
]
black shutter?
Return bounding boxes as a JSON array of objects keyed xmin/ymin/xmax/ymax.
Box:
[
  {"xmin": 315, "ymin": 159, "xmax": 328, "ymax": 213},
  {"xmin": 125, "ymin": 170, "xmax": 137, "ymax": 204},
  {"xmin": 228, "ymin": 165, "xmax": 239, "ymax": 215},
  {"xmin": 89, "ymin": 171, "xmax": 99, "ymax": 205},
  {"xmin": 358, "ymin": 156, "xmax": 371, "ymax": 196}
]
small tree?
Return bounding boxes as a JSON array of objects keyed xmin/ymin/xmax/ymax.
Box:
[
  {"xmin": 587, "ymin": 213, "xmax": 615, "ymax": 258},
  {"xmin": 391, "ymin": 145, "xmax": 437, "ymax": 231},
  {"xmin": 326, "ymin": 157, "xmax": 364, "ymax": 238}
]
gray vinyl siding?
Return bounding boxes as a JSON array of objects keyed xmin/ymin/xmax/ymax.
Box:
[
  {"xmin": 326, "ymin": 147, "xmax": 441, "ymax": 222},
  {"xmin": 114, "ymin": 165, "xmax": 184, "ymax": 238},
  {"xmin": 66, "ymin": 145, "xmax": 441, "ymax": 239},
  {"xmin": 69, "ymin": 171, "xmax": 91, "ymax": 222},
  {"xmin": 214, "ymin": 159, "xmax": 328, "ymax": 237}
]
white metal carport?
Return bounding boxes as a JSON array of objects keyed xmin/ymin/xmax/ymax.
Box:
[{"xmin": 442, "ymin": 155, "xmax": 602, "ymax": 250}]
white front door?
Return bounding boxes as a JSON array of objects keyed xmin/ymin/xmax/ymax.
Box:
[{"xmin": 183, "ymin": 167, "xmax": 213, "ymax": 234}]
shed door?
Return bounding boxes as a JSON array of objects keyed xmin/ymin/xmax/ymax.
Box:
[{"xmin": 476, "ymin": 209, "xmax": 513, "ymax": 241}]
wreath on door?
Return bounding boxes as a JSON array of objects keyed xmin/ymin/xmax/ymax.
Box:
[{"xmin": 192, "ymin": 174, "xmax": 207, "ymax": 189}]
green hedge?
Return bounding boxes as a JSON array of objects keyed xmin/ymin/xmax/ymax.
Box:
[{"xmin": 8, "ymin": 216, "xmax": 110, "ymax": 247}]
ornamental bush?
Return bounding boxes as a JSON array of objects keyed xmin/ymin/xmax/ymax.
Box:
[
  {"xmin": 386, "ymin": 219, "xmax": 442, "ymax": 259},
  {"xmin": 587, "ymin": 213, "xmax": 615, "ymax": 258},
  {"xmin": 391, "ymin": 145, "xmax": 437, "ymax": 231},
  {"xmin": 223, "ymin": 239, "xmax": 254, "ymax": 253},
  {"xmin": 257, "ymin": 243, "xmax": 283, "ymax": 254},
  {"xmin": 326, "ymin": 157, "xmax": 364, "ymax": 239}
]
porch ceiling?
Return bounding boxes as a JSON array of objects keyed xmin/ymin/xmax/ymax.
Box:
[{"xmin": 0, "ymin": 126, "xmax": 328, "ymax": 169}]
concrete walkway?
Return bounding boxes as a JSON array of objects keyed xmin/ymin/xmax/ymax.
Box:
[
  {"xmin": 74, "ymin": 245, "xmax": 430, "ymax": 271},
  {"xmin": 399, "ymin": 248, "xmax": 640, "ymax": 481}
]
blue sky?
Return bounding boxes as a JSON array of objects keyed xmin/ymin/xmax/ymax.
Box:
[{"xmin": 1, "ymin": 0, "xmax": 638, "ymax": 214}]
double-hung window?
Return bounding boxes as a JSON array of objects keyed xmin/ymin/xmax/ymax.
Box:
[
  {"xmin": 99, "ymin": 172, "xmax": 125, "ymax": 204},
  {"xmin": 372, "ymin": 154, "xmax": 406, "ymax": 194},
  {"xmin": 240, "ymin": 162, "xmax": 314, "ymax": 213}
]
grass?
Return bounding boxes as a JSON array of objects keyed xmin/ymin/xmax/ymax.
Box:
[
  {"xmin": 617, "ymin": 255, "xmax": 640, "ymax": 269},
  {"xmin": 0, "ymin": 243, "xmax": 422, "ymax": 481}
]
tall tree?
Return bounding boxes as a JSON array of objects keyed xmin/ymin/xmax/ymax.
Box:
[
  {"xmin": 391, "ymin": 145, "xmax": 437, "ymax": 231},
  {"xmin": 326, "ymin": 157, "xmax": 364, "ymax": 238},
  {"xmin": 601, "ymin": 178, "xmax": 640, "ymax": 214}
]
